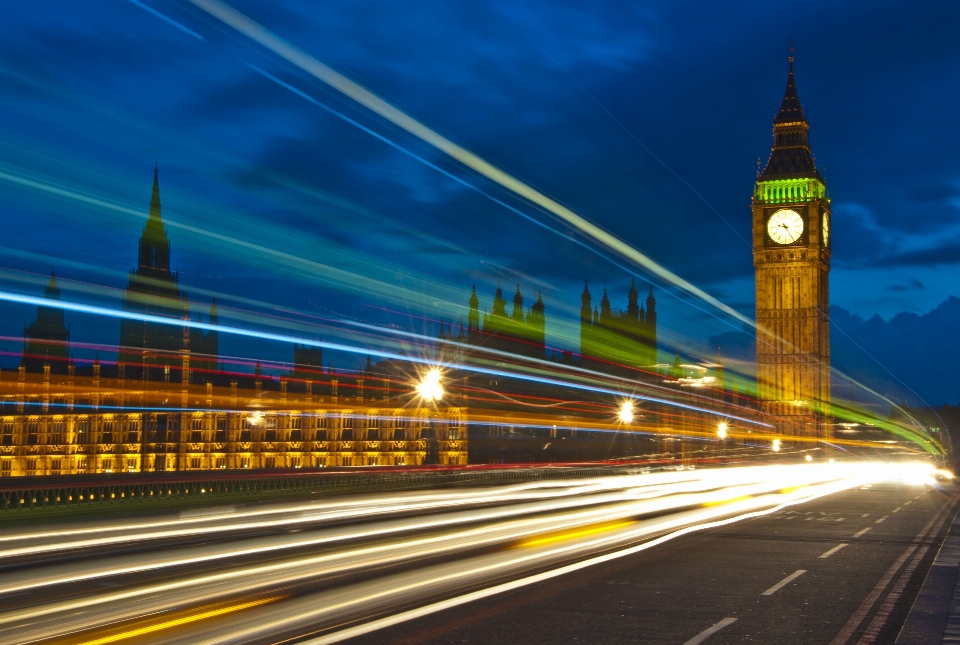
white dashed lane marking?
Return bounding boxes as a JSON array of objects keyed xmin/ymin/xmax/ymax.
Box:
[
  {"xmin": 681, "ymin": 617, "xmax": 738, "ymax": 645},
  {"xmin": 876, "ymin": 516, "xmax": 889, "ymax": 524},
  {"xmin": 819, "ymin": 543, "xmax": 849, "ymax": 559},
  {"xmin": 893, "ymin": 507, "xmax": 902, "ymax": 513},
  {"xmin": 762, "ymin": 570, "xmax": 807, "ymax": 596},
  {"xmin": 853, "ymin": 527, "xmax": 872, "ymax": 538}
]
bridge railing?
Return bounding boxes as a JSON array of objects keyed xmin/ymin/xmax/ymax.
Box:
[{"xmin": 0, "ymin": 464, "xmax": 639, "ymax": 512}]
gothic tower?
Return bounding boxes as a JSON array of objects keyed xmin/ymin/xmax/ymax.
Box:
[
  {"xmin": 118, "ymin": 166, "xmax": 190, "ymax": 379},
  {"xmin": 579, "ymin": 281, "xmax": 592, "ymax": 358},
  {"xmin": 753, "ymin": 50, "xmax": 831, "ymax": 438},
  {"xmin": 21, "ymin": 269, "xmax": 71, "ymax": 374}
]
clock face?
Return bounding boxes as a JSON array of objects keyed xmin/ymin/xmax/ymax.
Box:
[
  {"xmin": 822, "ymin": 212, "xmax": 829, "ymax": 247},
  {"xmin": 767, "ymin": 209, "xmax": 804, "ymax": 244}
]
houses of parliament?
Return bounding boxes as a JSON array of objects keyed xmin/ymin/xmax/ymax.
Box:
[
  {"xmin": 0, "ymin": 52, "xmax": 830, "ymax": 477},
  {"xmin": 1, "ymin": 168, "xmax": 661, "ymax": 477}
]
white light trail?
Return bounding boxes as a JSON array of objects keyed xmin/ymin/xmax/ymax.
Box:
[
  {"xmin": 0, "ymin": 461, "xmax": 939, "ymax": 645},
  {"xmin": 188, "ymin": 0, "xmax": 756, "ymax": 331}
]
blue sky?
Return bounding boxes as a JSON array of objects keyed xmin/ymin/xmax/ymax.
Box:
[{"xmin": 1, "ymin": 1, "xmax": 958, "ymax": 402}]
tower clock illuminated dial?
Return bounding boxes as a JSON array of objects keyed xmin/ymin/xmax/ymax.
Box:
[
  {"xmin": 767, "ymin": 209, "xmax": 804, "ymax": 244},
  {"xmin": 822, "ymin": 212, "xmax": 829, "ymax": 247}
]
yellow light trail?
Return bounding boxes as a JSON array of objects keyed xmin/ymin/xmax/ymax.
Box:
[
  {"xmin": 518, "ymin": 520, "xmax": 636, "ymax": 548},
  {"xmin": 76, "ymin": 596, "xmax": 279, "ymax": 645},
  {"xmin": 702, "ymin": 495, "xmax": 753, "ymax": 507}
]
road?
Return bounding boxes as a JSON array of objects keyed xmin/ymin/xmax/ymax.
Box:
[
  {"xmin": 349, "ymin": 480, "xmax": 958, "ymax": 645},
  {"xmin": 0, "ymin": 461, "xmax": 953, "ymax": 645}
]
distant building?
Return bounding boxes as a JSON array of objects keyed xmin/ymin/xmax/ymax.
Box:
[
  {"xmin": 455, "ymin": 283, "xmax": 546, "ymax": 361},
  {"xmin": 293, "ymin": 344, "xmax": 324, "ymax": 380},
  {"xmin": 438, "ymin": 280, "xmax": 657, "ymax": 374},
  {"xmin": 580, "ymin": 278, "xmax": 657, "ymax": 372},
  {"xmin": 117, "ymin": 167, "xmax": 218, "ymax": 382},
  {"xmin": 20, "ymin": 270, "xmax": 71, "ymax": 375}
]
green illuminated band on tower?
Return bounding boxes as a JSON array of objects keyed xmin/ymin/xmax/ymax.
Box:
[{"xmin": 754, "ymin": 178, "xmax": 828, "ymax": 204}]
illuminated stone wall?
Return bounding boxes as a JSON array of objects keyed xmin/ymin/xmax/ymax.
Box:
[{"xmin": 0, "ymin": 371, "xmax": 466, "ymax": 477}]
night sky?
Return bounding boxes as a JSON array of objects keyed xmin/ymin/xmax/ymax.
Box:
[{"xmin": 1, "ymin": 1, "xmax": 958, "ymax": 404}]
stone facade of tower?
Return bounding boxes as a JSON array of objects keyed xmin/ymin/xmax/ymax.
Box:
[
  {"xmin": 20, "ymin": 271, "xmax": 71, "ymax": 374},
  {"xmin": 752, "ymin": 54, "xmax": 831, "ymax": 438},
  {"xmin": 118, "ymin": 168, "xmax": 218, "ymax": 381}
]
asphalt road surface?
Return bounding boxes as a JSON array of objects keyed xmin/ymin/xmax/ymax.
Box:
[
  {"xmin": 347, "ymin": 480, "xmax": 958, "ymax": 645},
  {"xmin": 0, "ymin": 462, "xmax": 953, "ymax": 645}
]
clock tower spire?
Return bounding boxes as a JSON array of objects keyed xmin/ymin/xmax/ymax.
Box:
[{"xmin": 753, "ymin": 48, "xmax": 832, "ymax": 441}]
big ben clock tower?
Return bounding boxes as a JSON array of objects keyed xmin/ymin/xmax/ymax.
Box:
[{"xmin": 753, "ymin": 50, "xmax": 831, "ymax": 439}]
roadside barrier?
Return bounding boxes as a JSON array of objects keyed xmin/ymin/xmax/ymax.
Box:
[{"xmin": 0, "ymin": 464, "xmax": 642, "ymax": 512}]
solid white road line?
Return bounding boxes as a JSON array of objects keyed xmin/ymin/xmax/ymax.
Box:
[
  {"xmin": 819, "ymin": 543, "xmax": 849, "ymax": 559},
  {"xmin": 853, "ymin": 527, "xmax": 872, "ymax": 538},
  {"xmin": 682, "ymin": 617, "xmax": 738, "ymax": 645},
  {"xmin": 876, "ymin": 516, "xmax": 889, "ymax": 524},
  {"xmin": 762, "ymin": 570, "xmax": 807, "ymax": 596}
]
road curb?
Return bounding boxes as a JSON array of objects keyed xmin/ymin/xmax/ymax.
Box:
[{"xmin": 896, "ymin": 497, "xmax": 960, "ymax": 644}]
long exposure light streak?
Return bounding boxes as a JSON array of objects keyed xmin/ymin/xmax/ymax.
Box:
[
  {"xmin": 295, "ymin": 480, "xmax": 858, "ymax": 645},
  {"xmin": 167, "ymin": 465, "xmax": 924, "ymax": 645},
  {"xmin": 77, "ymin": 597, "xmax": 279, "ymax": 645},
  {"xmin": 189, "ymin": 0, "xmax": 754, "ymax": 330},
  {"xmin": 0, "ymin": 468, "xmax": 800, "ymax": 579},
  {"xmin": 0, "ymin": 462, "xmax": 933, "ymax": 645},
  {"xmin": 0, "ymin": 289, "xmax": 771, "ymax": 427},
  {"xmin": 183, "ymin": 0, "xmax": 934, "ymax": 448}
]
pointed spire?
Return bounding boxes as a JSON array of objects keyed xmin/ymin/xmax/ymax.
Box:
[
  {"xmin": 44, "ymin": 267, "xmax": 61, "ymax": 300},
  {"xmin": 600, "ymin": 286, "xmax": 611, "ymax": 317},
  {"xmin": 149, "ymin": 164, "xmax": 162, "ymax": 221},
  {"xmin": 760, "ymin": 45, "xmax": 819, "ymax": 181},
  {"xmin": 208, "ymin": 297, "xmax": 219, "ymax": 324},
  {"xmin": 774, "ymin": 41, "xmax": 806, "ymax": 125}
]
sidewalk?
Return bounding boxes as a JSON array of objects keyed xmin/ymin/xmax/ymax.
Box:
[{"xmin": 896, "ymin": 509, "xmax": 960, "ymax": 644}]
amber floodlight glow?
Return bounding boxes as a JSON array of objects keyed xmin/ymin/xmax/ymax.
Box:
[
  {"xmin": 618, "ymin": 401, "xmax": 634, "ymax": 424},
  {"xmin": 417, "ymin": 368, "xmax": 444, "ymax": 402}
]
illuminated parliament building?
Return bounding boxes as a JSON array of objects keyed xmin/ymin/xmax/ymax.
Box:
[{"xmin": 2, "ymin": 169, "xmax": 466, "ymax": 477}]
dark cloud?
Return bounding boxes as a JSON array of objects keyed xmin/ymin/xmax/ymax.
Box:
[
  {"xmin": 877, "ymin": 242, "xmax": 960, "ymax": 268},
  {"xmin": 1, "ymin": 0, "xmax": 959, "ymax": 401},
  {"xmin": 887, "ymin": 279, "xmax": 925, "ymax": 292}
]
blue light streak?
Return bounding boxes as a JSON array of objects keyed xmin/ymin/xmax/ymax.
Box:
[{"xmin": 0, "ymin": 290, "xmax": 771, "ymax": 428}]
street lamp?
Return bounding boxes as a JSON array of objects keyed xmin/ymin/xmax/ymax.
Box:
[
  {"xmin": 717, "ymin": 421, "xmax": 728, "ymax": 440},
  {"xmin": 805, "ymin": 454, "xmax": 813, "ymax": 462},
  {"xmin": 416, "ymin": 368, "xmax": 444, "ymax": 403},
  {"xmin": 772, "ymin": 438, "xmax": 781, "ymax": 453},
  {"xmin": 618, "ymin": 400, "xmax": 634, "ymax": 424}
]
